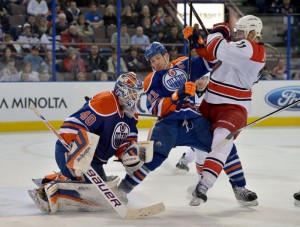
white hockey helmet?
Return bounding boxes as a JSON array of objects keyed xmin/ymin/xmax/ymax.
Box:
[
  {"xmin": 114, "ymin": 72, "xmax": 143, "ymax": 109},
  {"xmin": 235, "ymin": 15, "xmax": 263, "ymax": 39}
]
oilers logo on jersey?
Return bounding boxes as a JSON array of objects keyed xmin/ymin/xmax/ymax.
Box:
[
  {"xmin": 112, "ymin": 122, "xmax": 130, "ymax": 149},
  {"xmin": 163, "ymin": 68, "xmax": 187, "ymax": 91}
]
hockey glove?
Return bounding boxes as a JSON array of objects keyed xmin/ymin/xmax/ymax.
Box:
[
  {"xmin": 182, "ymin": 26, "xmax": 205, "ymax": 49},
  {"xmin": 210, "ymin": 22, "xmax": 231, "ymax": 41},
  {"xmin": 171, "ymin": 81, "xmax": 196, "ymax": 104},
  {"xmin": 121, "ymin": 142, "xmax": 144, "ymax": 175}
]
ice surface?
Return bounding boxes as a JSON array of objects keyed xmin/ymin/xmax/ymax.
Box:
[{"xmin": 0, "ymin": 128, "xmax": 300, "ymax": 227}]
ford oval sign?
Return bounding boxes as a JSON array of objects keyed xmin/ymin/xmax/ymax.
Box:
[{"xmin": 265, "ymin": 86, "xmax": 300, "ymax": 111}]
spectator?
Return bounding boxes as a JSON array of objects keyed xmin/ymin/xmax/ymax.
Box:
[
  {"xmin": 129, "ymin": 0, "xmax": 142, "ymax": 18},
  {"xmin": 148, "ymin": 0, "xmax": 162, "ymax": 17},
  {"xmin": 27, "ymin": 0, "xmax": 49, "ymax": 17},
  {"xmin": 38, "ymin": 67, "xmax": 51, "ymax": 81},
  {"xmin": 84, "ymin": 2, "xmax": 104, "ymax": 28},
  {"xmin": 17, "ymin": 23, "xmax": 40, "ymax": 53},
  {"xmin": 55, "ymin": 13, "xmax": 69, "ymax": 35},
  {"xmin": 136, "ymin": 5, "xmax": 151, "ymax": 27},
  {"xmin": 126, "ymin": 47, "xmax": 147, "ymax": 72},
  {"xmin": 61, "ymin": 25, "xmax": 88, "ymax": 52},
  {"xmin": 164, "ymin": 15, "xmax": 177, "ymax": 37},
  {"xmin": 62, "ymin": 47, "xmax": 86, "ymax": 80},
  {"xmin": 35, "ymin": 15, "xmax": 48, "ymax": 37},
  {"xmin": 164, "ymin": 26, "xmax": 183, "ymax": 51},
  {"xmin": 150, "ymin": 29, "xmax": 165, "ymax": 43},
  {"xmin": 67, "ymin": 1, "xmax": 81, "ymax": 23},
  {"xmin": 169, "ymin": 46, "xmax": 179, "ymax": 61},
  {"xmin": 291, "ymin": 72, "xmax": 300, "ymax": 80},
  {"xmin": 0, "ymin": 4, "xmax": 10, "ymax": 33},
  {"xmin": 268, "ymin": 0, "xmax": 281, "ymax": 14},
  {"xmin": 142, "ymin": 17, "xmax": 155, "ymax": 38},
  {"xmin": 151, "ymin": 6, "xmax": 166, "ymax": 33},
  {"xmin": 279, "ymin": 0, "xmax": 295, "ymax": 15},
  {"xmin": 0, "ymin": 34, "xmax": 20, "ymax": 53},
  {"xmin": 98, "ymin": 71, "xmax": 109, "ymax": 80},
  {"xmin": 121, "ymin": 5, "xmax": 137, "ymax": 28},
  {"xmin": 107, "ymin": 51, "xmax": 128, "ymax": 77},
  {"xmin": 272, "ymin": 58, "xmax": 287, "ymax": 78},
  {"xmin": 40, "ymin": 26, "xmax": 66, "ymax": 56},
  {"xmin": 0, "ymin": 59, "xmax": 20, "ymax": 81},
  {"xmin": 85, "ymin": 44, "xmax": 108, "ymax": 76},
  {"xmin": 260, "ymin": 64, "xmax": 273, "ymax": 80},
  {"xmin": 41, "ymin": 49, "xmax": 54, "ymax": 75},
  {"xmin": 23, "ymin": 45, "xmax": 44, "ymax": 72},
  {"xmin": 76, "ymin": 71, "xmax": 87, "ymax": 81},
  {"xmin": 256, "ymin": 0, "xmax": 266, "ymax": 13},
  {"xmin": 103, "ymin": 4, "xmax": 117, "ymax": 27},
  {"xmin": 20, "ymin": 72, "xmax": 32, "ymax": 81},
  {"xmin": 75, "ymin": 14, "xmax": 94, "ymax": 38},
  {"xmin": 131, "ymin": 26, "xmax": 150, "ymax": 52},
  {"xmin": 19, "ymin": 61, "xmax": 40, "ymax": 81},
  {"xmin": 0, "ymin": 47, "xmax": 16, "ymax": 71},
  {"xmin": 27, "ymin": 14, "xmax": 39, "ymax": 36},
  {"xmin": 110, "ymin": 23, "xmax": 131, "ymax": 53}
]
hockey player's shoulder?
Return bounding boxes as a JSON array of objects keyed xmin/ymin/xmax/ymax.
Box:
[
  {"xmin": 89, "ymin": 91, "xmax": 119, "ymax": 115},
  {"xmin": 247, "ymin": 40, "xmax": 266, "ymax": 63}
]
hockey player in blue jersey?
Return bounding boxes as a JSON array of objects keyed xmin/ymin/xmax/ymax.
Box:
[
  {"xmin": 117, "ymin": 42, "xmax": 258, "ymax": 206},
  {"xmin": 28, "ymin": 72, "xmax": 153, "ymax": 213}
]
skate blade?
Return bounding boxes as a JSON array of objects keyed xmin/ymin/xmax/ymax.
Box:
[
  {"xmin": 237, "ymin": 199, "xmax": 258, "ymax": 207},
  {"xmin": 294, "ymin": 200, "xmax": 300, "ymax": 207},
  {"xmin": 175, "ymin": 168, "xmax": 189, "ymax": 175},
  {"xmin": 189, "ymin": 196, "xmax": 206, "ymax": 206},
  {"xmin": 28, "ymin": 190, "xmax": 50, "ymax": 212},
  {"xmin": 32, "ymin": 178, "xmax": 43, "ymax": 187}
]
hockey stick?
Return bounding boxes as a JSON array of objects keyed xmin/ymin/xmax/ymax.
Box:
[
  {"xmin": 187, "ymin": 0, "xmax": 193, "ymax": 81},
  {"xmin": 29, "ymin": 106, "xmax": 165, "ymax": 219},
  {"xmin": 217, "ymin": 99, "xmax": 300, "ymax": 148},
  {"xmin": 187, "ymin": 1, "xmax": 209, "ymax": 36}
]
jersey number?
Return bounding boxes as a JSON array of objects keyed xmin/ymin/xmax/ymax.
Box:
[{"xmin": 80, "ymin": 111, "xmax": 96, "ymax": 126}]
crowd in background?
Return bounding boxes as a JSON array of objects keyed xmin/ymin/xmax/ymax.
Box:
[{"xmin": 0, "ymin": 0, "xmax": 299, "ymax": 81}]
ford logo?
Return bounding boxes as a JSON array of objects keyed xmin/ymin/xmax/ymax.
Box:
[{"xmin": 265, "ymin": 86, "xmax": 300, "ymax": 111}]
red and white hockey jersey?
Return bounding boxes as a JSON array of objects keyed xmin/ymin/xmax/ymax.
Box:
[{"xmin": 205, "ymin": 33, "xmax": 266, "ymax": 113}]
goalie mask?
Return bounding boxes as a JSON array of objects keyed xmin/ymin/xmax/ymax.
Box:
[
  {"xmin": 234, "ymin": 15, "xmax": 263, "ymax": 40},
  {"xmin": 114, "ymin": 72, "xmax": 143, "ymax": 111}
]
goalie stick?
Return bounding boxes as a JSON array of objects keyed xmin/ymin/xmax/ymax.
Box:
[
  {"xmin": 29, "ymin": 106, "xmax": 165, "ymax": 219},
  {"xmin": 217, "ymin": 98, "xmax": 300, "ymax": 148}
]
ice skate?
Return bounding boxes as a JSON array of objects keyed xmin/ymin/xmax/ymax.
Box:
[
  {"xmin": 28, "ymin": 188, "xmax": 50, "ymax": 212},
  {"xmin": 114, "ymin": 181, "xmax": 129, "ymax": 204},
  {"xmin": 176, "ymin": 153, "xmax": 189, "ymax": 173},
  {"xmin": 293, "ymin": 191, "xmax": 300, "ymax": 206},
  {"xmin": 189, "ymin": 183, "xmax": 207, "ymax": 206},
  {"xmin": 232, "ymin": 186, "xmax": 258, "ymax": 206}
]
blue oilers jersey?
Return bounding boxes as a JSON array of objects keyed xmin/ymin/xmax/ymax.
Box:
[
  {"xmin": 58, "ymin": 91, "xmax": 138, "ymax": 164},
  {"xmin": 143, "ymin": 56, "xmax": 214, "ymax": 119}
]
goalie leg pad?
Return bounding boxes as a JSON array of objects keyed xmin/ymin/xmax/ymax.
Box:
[{"xmin": 41, "ymin": 176, "xmax": 120, "ymax": 213}]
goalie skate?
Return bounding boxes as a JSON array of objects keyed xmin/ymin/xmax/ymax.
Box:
[
  {"xmin": 175, "ymin": 153, "xmax": 189, "ymax": 173},
  {"xmin": 293, "ymin": 191, "xmax": 300, "ymax": 207},
  {"xmin": 28, "ymin": 188, "xmax": 50, "ymax": 212},
  {"xmin": 232, "ymin": 186, "xmax": 258, "ymax": 206}
]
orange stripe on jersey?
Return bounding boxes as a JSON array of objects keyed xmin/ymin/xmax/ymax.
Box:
[
  {"xmin": 143, "ymin": 72, "xmax": 155, "ymax": 92},
  {"xmin": 224, "ymin": 164, "xmax": 242, "ymax": 174},
  {"xmin": 170, "ymin": 56, "xmax": 187, "ymax": 65},
  {"xmin": 208, "ymin": 80, "xmax": 252, "ymax": 99},
  {"xmin": 195, "ymin": 47, "xmax": 216, "ymax": 62},
  {"xmin": 248, "ymin": 41, "xmax": 266, "ymax": 63},
  {"xmin": 159, "ymin": 98, "xmax": 177, "ymax": 118},
  {"xmin": 61, "ymin": 123, "xmax": 86, "ymax": 131},
  {"xmin": 89, "ymin": 91, "xmax": 120, "ymax": 116},
  {"xmin": 207, "ymin": 37, "xmax": 223, "ymax": 58},
  {"xmin": 204, "ymin": 159, "xmax": 223, "ymax": 175}
]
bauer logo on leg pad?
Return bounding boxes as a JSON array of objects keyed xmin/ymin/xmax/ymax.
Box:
[{"xmin": 66, "ymin": 129, "xmax": 100, "ymax": 175}]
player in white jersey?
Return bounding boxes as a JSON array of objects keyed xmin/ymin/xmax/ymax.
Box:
[{"xmin": 183, "ymin": 15, "xmax": 266, "ymax": 205}]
